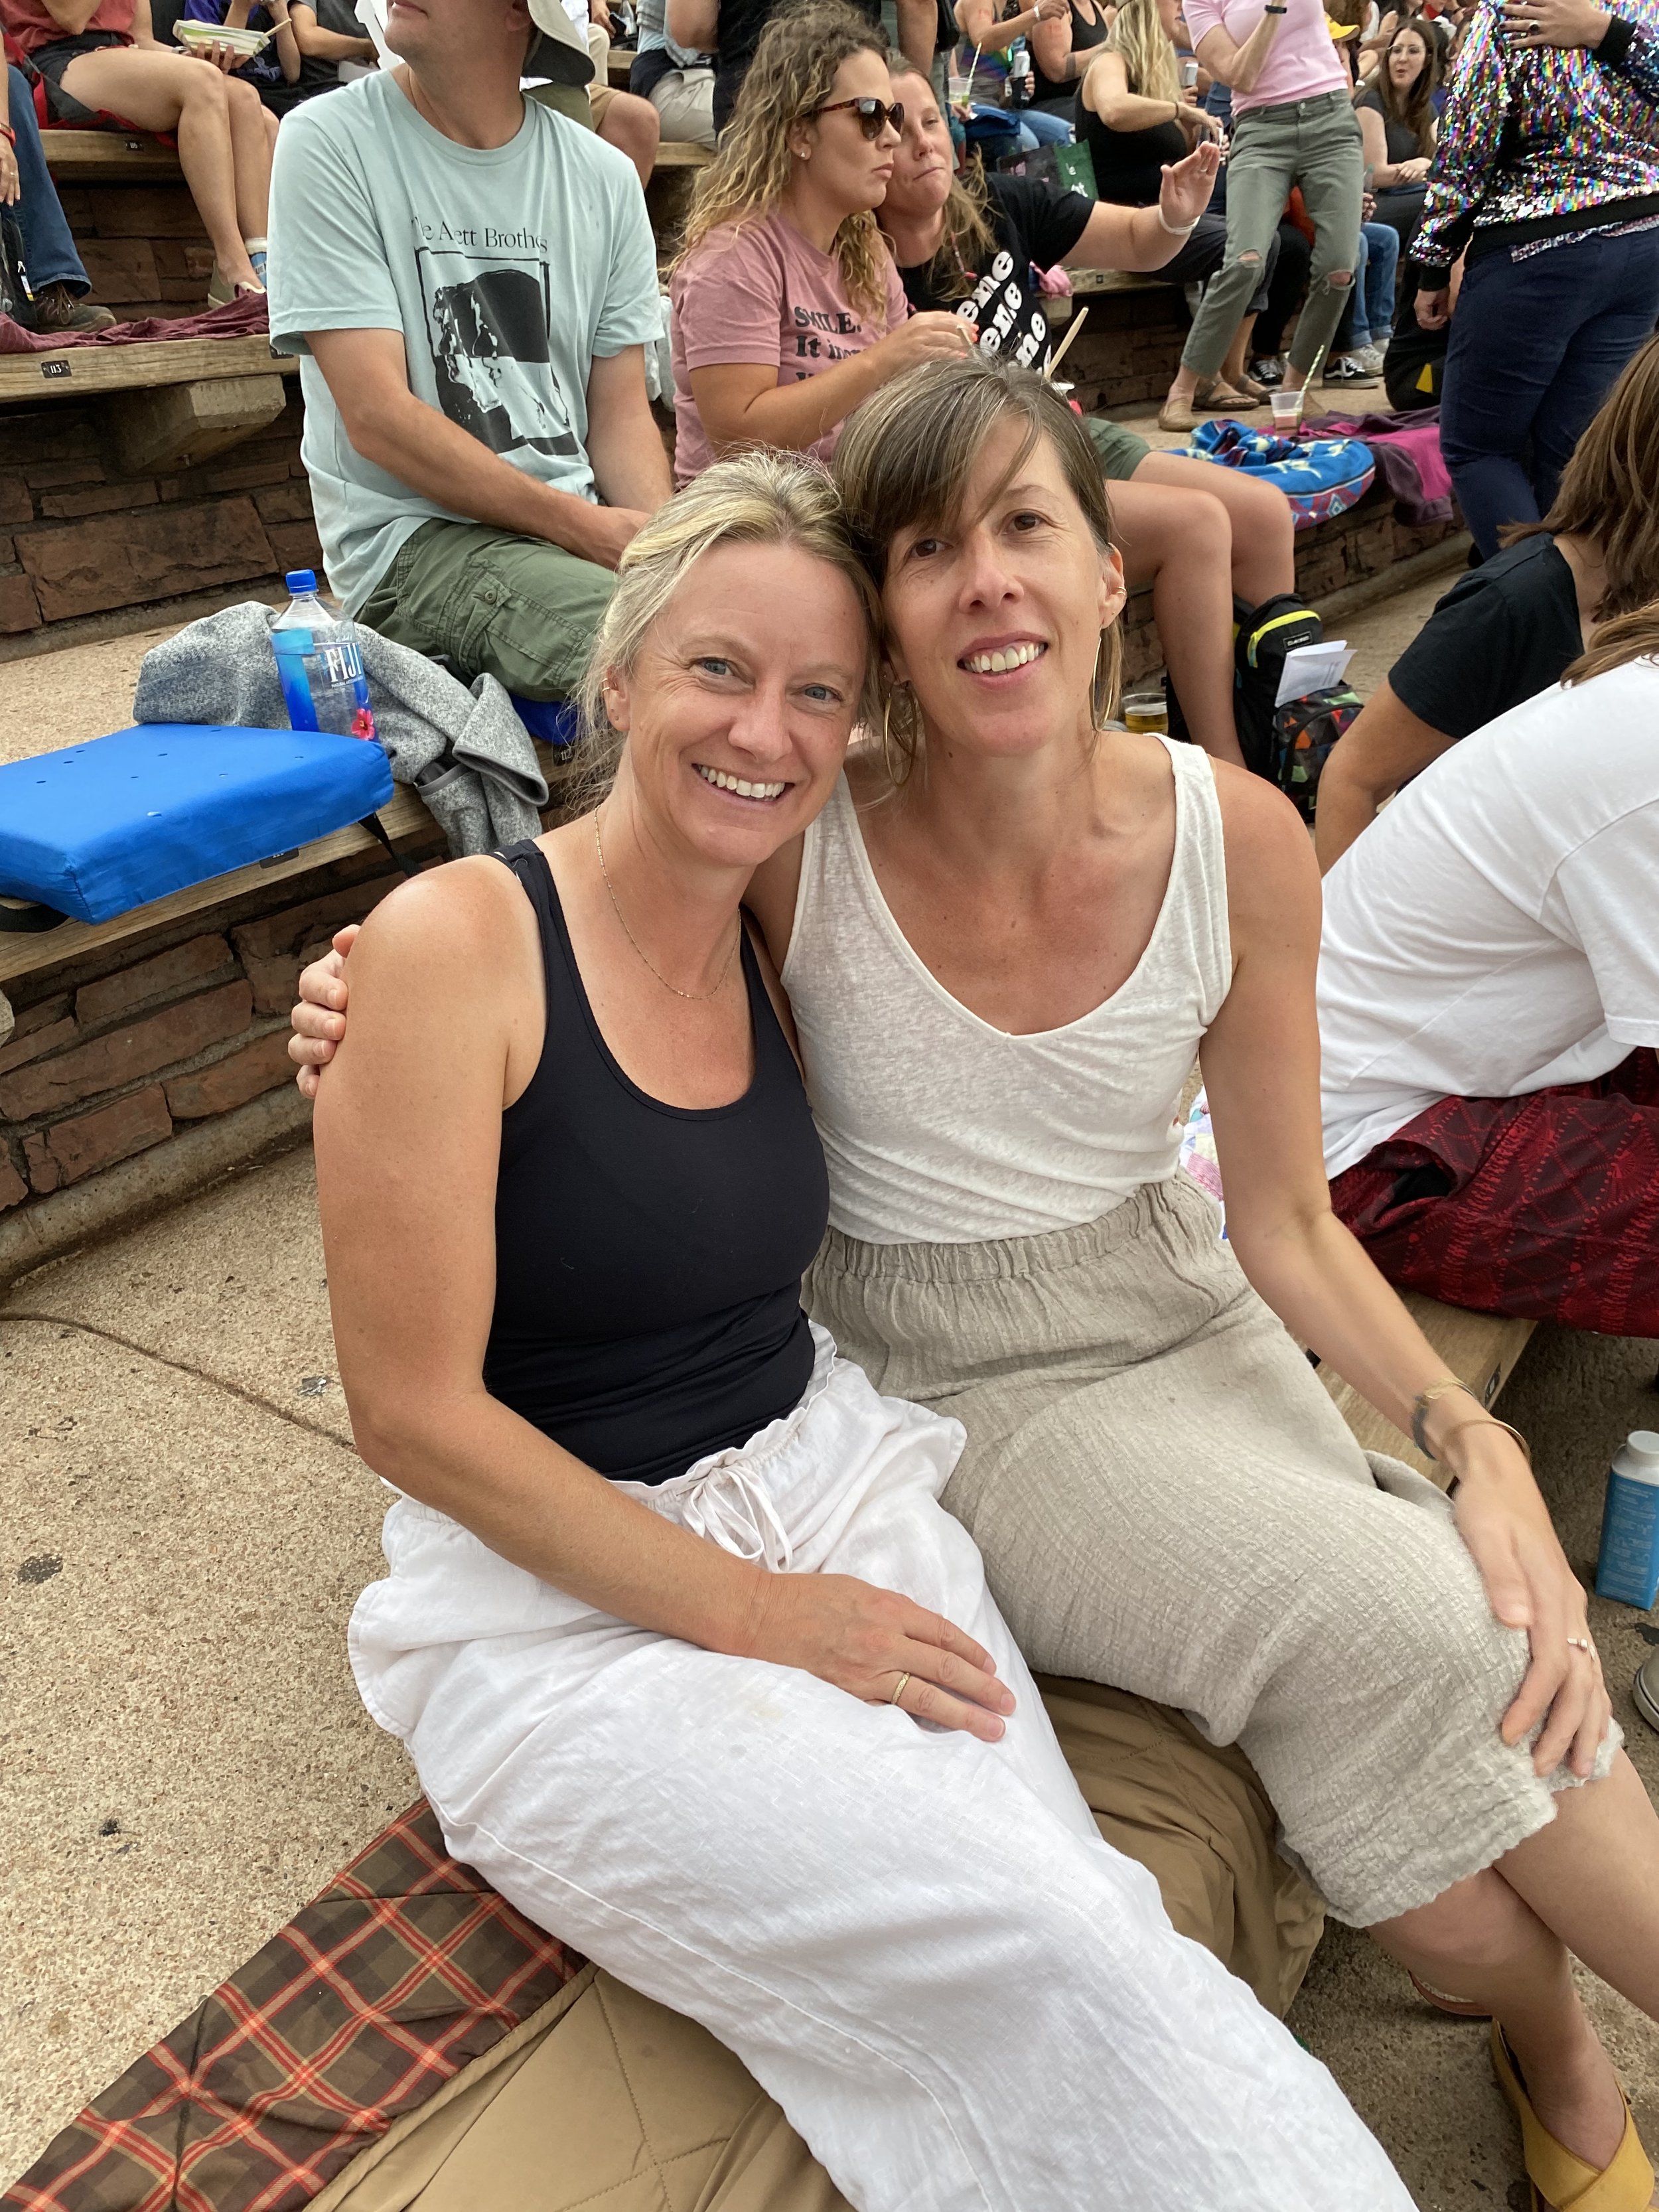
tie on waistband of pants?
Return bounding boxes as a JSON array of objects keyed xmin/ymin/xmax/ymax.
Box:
[{"xmin": 674, "ymin": 1459, "xmax": 796, "ymax": 1573}]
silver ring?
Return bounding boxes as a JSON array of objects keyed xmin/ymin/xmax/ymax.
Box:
[
  {"xmin": 888, "ymin": 1671, "xmax": 912, "ymax": 1705},
  {"xmin": 1567, "ymin": 1636, "xmax": 1593, "ymax": 1653}
]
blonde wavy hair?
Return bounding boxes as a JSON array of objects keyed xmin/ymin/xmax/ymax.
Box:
[
  {"xmin": 674, "ymin": 0, "xmax": 895, "ymax": 320},
  {"xmin": 1104, "ymin": 0, "xmax": 1181, "ymax": 106},
  {"xmin": 571, "ymin": 449, "xmax": 882, "ymax": 802}
]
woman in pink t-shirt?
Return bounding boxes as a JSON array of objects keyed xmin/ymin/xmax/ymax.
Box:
[
  {"xmin": 668, "ymin": 3, "xmax": 982, "ymax": 484},
  {"xmin": 1159, "ymin": 0, "xmax": 1366, "ymax": 427}
]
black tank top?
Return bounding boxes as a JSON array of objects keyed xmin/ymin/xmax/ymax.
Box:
[
  {"xmin": 483, "ymin": 842, "xmax": 829, "ymax": 1487},
  {"xmin": 1078, "ymin": 98, "xmax": 1188, "ymax": 206},
  {"xmin": 1029, "ymin": 0, "xmax": 1108, "ymax": 112}
]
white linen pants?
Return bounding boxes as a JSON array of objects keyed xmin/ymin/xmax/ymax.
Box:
[{"xmin": 349, "ymin": 1329, "xmax": 1413, "ymax": 2212}]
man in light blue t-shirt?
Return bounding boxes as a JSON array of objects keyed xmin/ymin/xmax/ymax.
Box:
[{"xmin": 267, "ymin": 0, "xmax": 669, "ymax": 700}]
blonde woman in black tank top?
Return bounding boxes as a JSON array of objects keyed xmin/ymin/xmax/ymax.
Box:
[{"xmin": 306, "ymin": 450, "xmax": 1398, "ymax": 2212}]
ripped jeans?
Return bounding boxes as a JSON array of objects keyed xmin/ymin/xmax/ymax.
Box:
[{"xmin": 1183, "ymin": 88, "xmax": 1366, "ymax": 381}]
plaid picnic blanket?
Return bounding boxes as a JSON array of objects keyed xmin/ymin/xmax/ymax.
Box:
[{"xmin": 2, "ymin": 1803, "xmax": 584, "ymax": 2212}]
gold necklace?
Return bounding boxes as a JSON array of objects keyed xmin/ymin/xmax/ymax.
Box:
[{"xmin": 593, "ymin": 811, "xmax": 741, "ymax": 1003}]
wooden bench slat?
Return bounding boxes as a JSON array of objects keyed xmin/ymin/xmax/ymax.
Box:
[
  {"xmin": 0, "ymin": 336, "xmax": 298, "ymax": 402},
  {"xmin": 43, "ymin": 122, "xmax": 713, "ymax": 177},
  {"xmin": 40, "ymin": 129, "xmax": 182, "ymax": 183}
]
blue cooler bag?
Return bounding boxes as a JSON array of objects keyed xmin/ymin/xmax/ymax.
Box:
[{"xmin": 0, "ymin": 723, "xmax": 395, "ymax": 926}]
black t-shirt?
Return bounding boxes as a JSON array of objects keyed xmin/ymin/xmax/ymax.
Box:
[
  {"xmin": 713, "ymin": 0, "xmax": 881, "ymax": 126},
  {"xmin": 1078, "ymin": 103, "xmax": 1186, "ymax": 206},
  {"xmin": 1356, "ymin": 83, "xmax": 1425, "ymax": 166},
  {"xmin": 1387, "ymin": 535, "xmax": 1583, "ymax": 739},
  {"xmin": 897, "ymin": 173, "xmax": 1094, "ymax": 372}
]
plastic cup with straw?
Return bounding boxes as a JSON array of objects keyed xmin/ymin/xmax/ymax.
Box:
[
  {"xmin": 1271, "ymin": 333, "xmax": 1332, "ymax": 435},
  {"xmin": 952, "ymin": 39, "xmax": 981, "ymax": 115}
]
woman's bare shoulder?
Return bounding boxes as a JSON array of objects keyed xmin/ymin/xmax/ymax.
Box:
[{"xmin": 344, "ymin": 848, "xmax": 546, "ymax": 1037}]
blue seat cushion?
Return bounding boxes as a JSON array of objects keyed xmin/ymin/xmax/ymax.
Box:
[{"xmin": 0, "ymin": 724, "xmax": 395, "ymax": 926}]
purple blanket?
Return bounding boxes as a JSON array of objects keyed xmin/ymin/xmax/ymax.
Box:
[
  {"xmin": 0, "ymin": 293, "xmax": 269, "ymax": 354},
  {"xmin": 1301, "ymin": 406, "xmax": 1453, "ymax": 527}
]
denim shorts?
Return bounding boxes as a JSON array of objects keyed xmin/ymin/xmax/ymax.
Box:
[{"xmin": 27, "ymin": 31, "xmax": 131, "ymax": 124}]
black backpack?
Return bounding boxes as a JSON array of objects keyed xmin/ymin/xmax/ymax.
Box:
[
  {"xmin": 0, "ymin": 213, "xmax": 35, "ymax": 331},
  {"xmin": 1231, "ymin": 593, "xmax": 1360, "ymax": 824}
]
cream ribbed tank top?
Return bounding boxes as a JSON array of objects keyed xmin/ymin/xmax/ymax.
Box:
[{"xmin": 780, "ymin": 736, "xmax": 1233, "ymax": 1244}]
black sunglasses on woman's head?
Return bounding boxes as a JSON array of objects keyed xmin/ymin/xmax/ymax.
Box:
[{"xmin": 810, "ymin": 96, "xmax": 905, "ymax": 137}]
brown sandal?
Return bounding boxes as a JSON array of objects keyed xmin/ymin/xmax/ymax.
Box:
[
  {"xmin": 1408, "ymin": 1971, "xmax": 1492, "ymax": 2020},
  {"xmin": 1194, "ymin": 377, "xmax": 1262, "ymax": 412}
]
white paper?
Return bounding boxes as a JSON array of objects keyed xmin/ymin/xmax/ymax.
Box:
[{"xmin": 1274, "ymin": 639, "xmax": 1355, "ymax": 709}]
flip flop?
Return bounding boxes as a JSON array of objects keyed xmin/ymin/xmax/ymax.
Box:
[{"xmin": 1490, "ymin": 2021, "xmax": 1656, "ymax": 2211}]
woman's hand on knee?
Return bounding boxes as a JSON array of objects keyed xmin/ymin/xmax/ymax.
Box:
[
  {"xmin": 738, "ymin": 1572, "xmax": 1017, "ymax": 1741},
  {"xmin": 1451, "ymin": 1436, "xmax": 1611, "ymax": 1777}
]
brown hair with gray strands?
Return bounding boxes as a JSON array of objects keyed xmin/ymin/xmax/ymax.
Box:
[{"xmin": 830, "ymin": 354, "xmax": 1121, "ymax": 780}]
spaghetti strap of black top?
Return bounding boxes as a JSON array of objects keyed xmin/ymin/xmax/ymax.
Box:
[{"xmin": 483, "ymin": 840, "xmax": 830, "ymax": 1488}]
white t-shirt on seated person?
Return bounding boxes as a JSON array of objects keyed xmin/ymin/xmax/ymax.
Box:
[
  {"xmin": 1181, "ymin": 0, "xmax": 1346, "ymax": 114},
  {"xmin": 267, "ymin": 68, "xmax": 660, "ymax": 613},
  {"xmin": 1318, "ymin": 660, "xmax": 1659, "ymax": 1179}
]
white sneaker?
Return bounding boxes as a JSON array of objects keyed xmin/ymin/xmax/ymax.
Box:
[{"xmin": 1353, "ymin": 343, "xmax": 1388, "ymax": 375}]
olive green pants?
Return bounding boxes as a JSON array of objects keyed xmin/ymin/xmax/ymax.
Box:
[
  {"xmin": 1184, "ymin": 89, "xmax": 1364, "ymax": 380},
  {"xmin": 358, "ymin": 518, "xmax": 615, "ymax": 703}
]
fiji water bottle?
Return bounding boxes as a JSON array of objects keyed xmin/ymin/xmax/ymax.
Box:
[
  {"xmin": 1594, "ymin": 1430, "xmax": 1659, "ymax": 1610},
  {"xmin": 270, "ymin": 569, "xmax": 378, "ymax": 741}
]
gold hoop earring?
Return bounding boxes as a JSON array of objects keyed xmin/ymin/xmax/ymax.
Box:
[
  {"xmin": 880, "ymin": 683, "xmax": 908, "ymax": 786},
  {"xmin": 1090, "ymin": 632, "xmax": 1108, "ymax": 728}
]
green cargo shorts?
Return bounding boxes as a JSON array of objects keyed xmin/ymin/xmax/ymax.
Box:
[
  {"xmin": 357, "ymin": 518, "xmax": 616, "ymax": 703},
  {"xmin": 1084, "ymin": 412, "xmax": 1153, "ymax": 482}
]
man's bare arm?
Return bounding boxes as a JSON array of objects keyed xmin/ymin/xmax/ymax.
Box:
[
  {"xmin": 584, "ymin": 346, "xmax": 672, "ymax": 516},
  {"xmin": 306, "ymin": 326, "xmax": 648, "ymax": 571},
  {"xmin": 895, "ymin": 0, "xmax": 936, "ymax": 70},
  {"xmin": 289, "ymin": 2, "xmax": 377, "ymax": 58},
  {"xmin": 668, "ymin": 0, "xmax": 718, "ymax": 50}
]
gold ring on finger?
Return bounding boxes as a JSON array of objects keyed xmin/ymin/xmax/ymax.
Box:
[{"xmin": 888, "ymin": 1671, "xmax": 912, "ymax": 1705}]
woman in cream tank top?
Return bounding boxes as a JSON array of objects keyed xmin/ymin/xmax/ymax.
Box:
[
  {"xmin": 293, "ymin": 360, "xmax": 1659, "ymax": 2194},
  {"xmin": 788, "ymin": 735, "xmax": 1230, "ymax": 1246},
  {"xmin": 782, "ymin": 365, "xmax": 1654, "ymax": 2195}
]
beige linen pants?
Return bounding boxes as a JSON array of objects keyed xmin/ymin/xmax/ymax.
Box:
[{"xmin": 806, "ymin": 1170, "xmax": 1619, "ymax": 1928}]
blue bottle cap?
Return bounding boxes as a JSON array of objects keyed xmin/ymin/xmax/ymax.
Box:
[{"xmin": 285, "ymin": 569, "xmax": 318, "ymax": 593}]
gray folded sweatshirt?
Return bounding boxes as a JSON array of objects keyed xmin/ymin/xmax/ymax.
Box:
[{"xmin": 134, "ymin": 602, "xmax": 549, "ymax": 858}]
